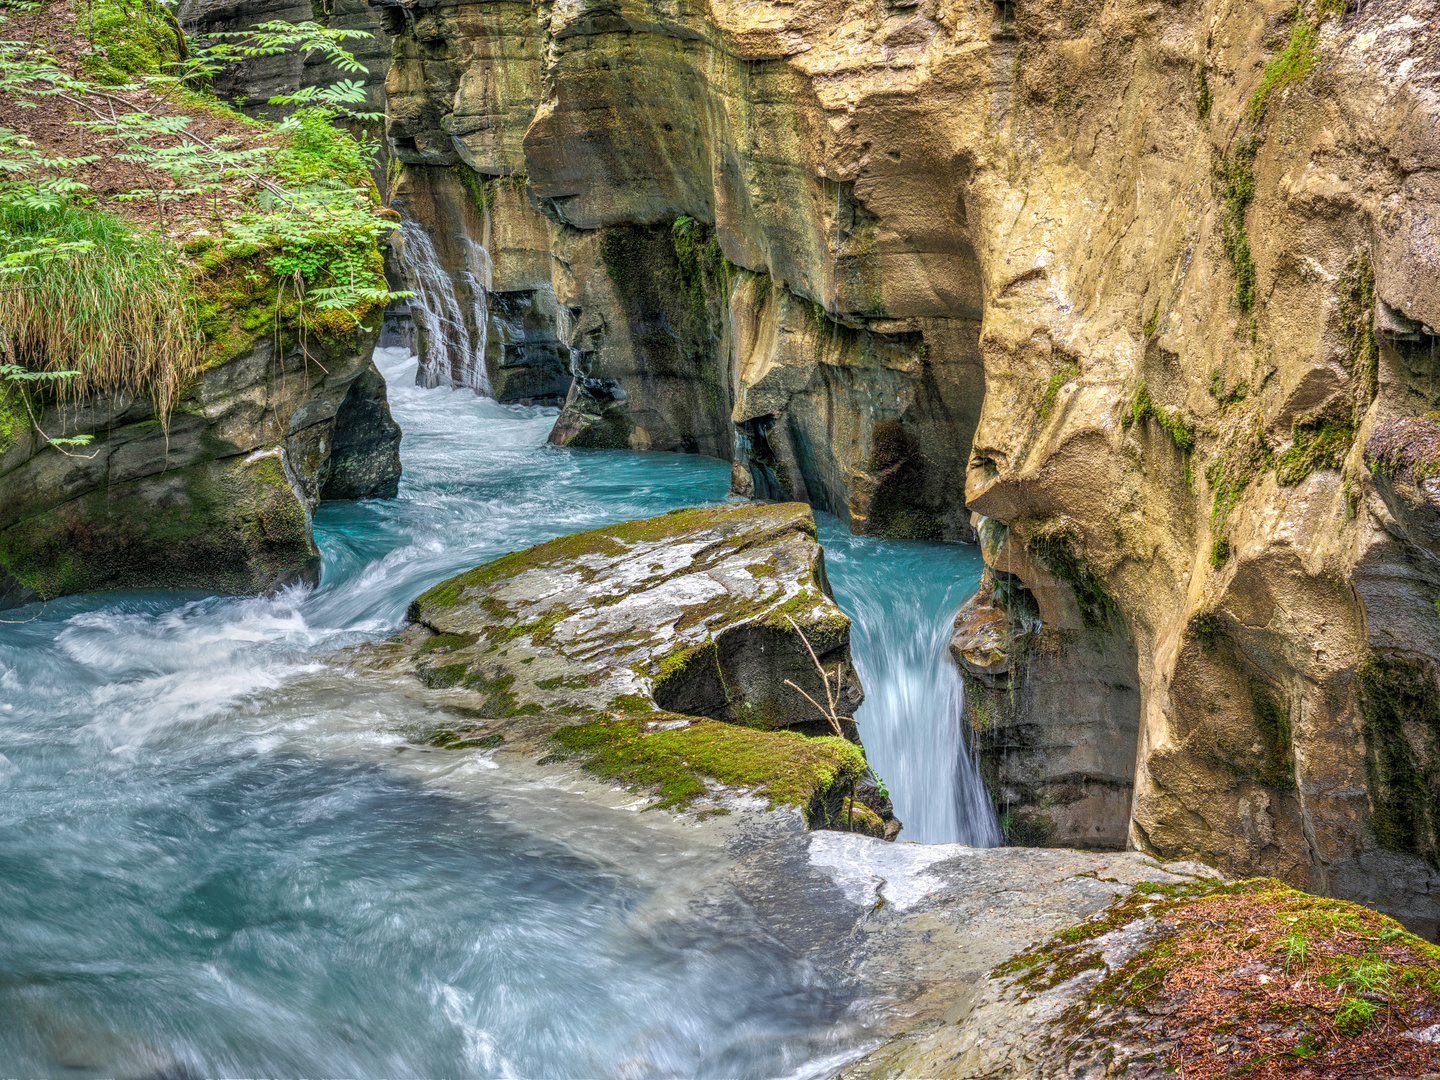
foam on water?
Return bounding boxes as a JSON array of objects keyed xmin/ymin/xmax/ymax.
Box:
[{"xmin": 0, "ymin": 348, "xmax": 996, "ymax": 1076}]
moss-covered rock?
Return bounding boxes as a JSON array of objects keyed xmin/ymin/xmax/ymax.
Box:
[
  {"xmin": 396, "ymin": 502, "xmax": 860, "ymax": 734},
  {"xmin": 358, "ymin": 503, "xmax": 887, "ymax": 826},
  {"xmin": 0, "ymin": 322, "xmax": 401, "ymax": 608}
]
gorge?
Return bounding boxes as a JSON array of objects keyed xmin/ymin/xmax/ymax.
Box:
[{"xmin": 1, "ymin": 0, "xmax": 1440, "ymax": 1072}]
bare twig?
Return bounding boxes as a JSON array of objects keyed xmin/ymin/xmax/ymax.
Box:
[{"xmin": 782, "ymin": 613, "xmax": 852, "ymax": 739}]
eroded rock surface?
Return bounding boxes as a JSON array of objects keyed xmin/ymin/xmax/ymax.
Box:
[
  {"xmin": 0, "ymin": 325, "xmax": 401, "ymax": 607},
  {"xmin": 370, "ymin": 0, "xmax": 1440, "ymax": 928},
  {"xmin": 369, "ymin": 501, "xmax": 861, "ymax": 730}
]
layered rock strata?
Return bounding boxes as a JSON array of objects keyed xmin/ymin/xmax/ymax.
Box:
[
  {"xmin": 352, "ymin": 502, "xmax": 903, "ymax": 826},
  {"xmin": 0, "ymin": 325, "xmax": 401, "ymax": 608},
  {"xmin": 375, "ymin": 0, "xmax": 1440, "ymax": 932}
]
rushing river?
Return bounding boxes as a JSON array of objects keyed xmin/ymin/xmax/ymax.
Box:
[{"xmin": 0, "ymin": 348, "xmax": 995, "ymax": 1077}]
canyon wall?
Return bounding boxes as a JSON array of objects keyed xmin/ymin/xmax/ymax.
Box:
[
  {"xmin": 0, "ymin": 324, "xmax": 401, "ymax": 608},
  {"xmin": 377, "ymin": 0, "xmax": 1440, "ymax": 930}
]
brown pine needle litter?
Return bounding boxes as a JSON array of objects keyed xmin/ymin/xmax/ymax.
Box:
[{"xmin": 994, "ymin": 877, "xmax": 1440, "ymax": 1078}]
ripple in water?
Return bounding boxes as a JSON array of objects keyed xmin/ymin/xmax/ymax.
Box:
[{"xmin": 0, "ymin": 348, "xmax": 995, "ymax": 1076}]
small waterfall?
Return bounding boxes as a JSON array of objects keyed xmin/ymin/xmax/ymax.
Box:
[
  {"xmin": 819, "ymin": 525, "xmax": 1003, "ymax": 847},
  {"xmin": 397, "ymin": 218, "xmax": 493, "ymax": 397},
  {"xmin": 554, "ymin": 304, "xmax": 584, "ymax": 379}
]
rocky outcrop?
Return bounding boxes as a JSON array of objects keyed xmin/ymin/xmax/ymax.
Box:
[
  {"xmin": 348, "ymin": 502, "xmax": 904, "ymax": 826},
  {"xmin": 178, "ymin": 0, "xmax": 392, "ymax": 122},
  {"xmin": 372, "ymin": 0, "xmax": 1440, "ymax": 929},
  {"xmin": 0, "ymin": 324, "xmax": 401, "ymax": 608},
  {"xmin": 369, "ymin": 502, "xmax": 862, "ymax": 731}
]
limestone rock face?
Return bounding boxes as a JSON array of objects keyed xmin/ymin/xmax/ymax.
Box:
[
  {"xmin": 376, "ymin": 0, "xmax": 1440, "ymax": 927},
  {"xmin": 179, "ymin": 0, "xmax": 392, "ymax": 123},
  {"xmin": 376, "ymin": 502, "xmax": 863, "ymax": 732},
  {"xmin": 0, "ymin": 326, "xmax": 401, "ymax": 608}
]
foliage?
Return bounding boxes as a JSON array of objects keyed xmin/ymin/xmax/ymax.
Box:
[
  {"xmin": 76, "ymin": 0, "xmax": 182, "ymax": 85},
  {"xmin": 671, "ymin": 214, "xmax": 731, "ymax": 326},
  {"xmin": 0, "ymin": 7, "xmax": 403, "ymax": 416},
  {"xmin": 0, "ymin": 202, "xmax": 203, "ymax": 423}
]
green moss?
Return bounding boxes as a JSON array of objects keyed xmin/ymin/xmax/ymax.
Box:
[
  {"xmin": 1142, "ymin": 305, "xmax": 1160, "ymax": 339},
  {"xmin": 417, "ymin": 632, "xmax": 479, "ymax": 655},
  {"xmin": 1247, "ymin": 17, "xmax": 1319, "ymax": 125},
  {"xmin": 1338, "ymin": 255, "xmax": 1378, "ymax": 398},
  {"xmin": 1001, "ymin": 809, "xmax": 1057, "ymax": 847},
  {"xmin": 1354, "ymin": 653, "xmax": 1440, "ymax": 862},
  {"xmin": 1251, "ymin": 686, "xmax": 1298, "ymax": 791},
  {"xmin": 1214, "ymin": 136, "xmax": 1260, "ymax": 315},
  {"xmin": 77, "ymin": 0, "xmax": 184, "ymax": 84},
  {"xmin": 1274, "ymin": 417, "xmax": 1354, "ymax": 485},
  {"xmin": 1196, "ymin": 64, "xmax": 1213, "ymax": 120},
  {"xmin": 1039, "ymin": 362, "xmax": 1079, "ymax": 422},
  {"xmin": 550, "ymin": 714, "xmax": 866, "ymax": 818},
  {"xmin": 1126, "ymin": 382, "xmax": 1195, "ymax": 452},
  {"xmin": 1028, "ymin": 528, "xmax": 1116, "ymax": 632},
  {"xmin": 1206, "ymin": 416, "xmax": 1270, "ymax": 569},
  {"xmin": 605, "ymin": 693, "xmax": 654, "ymax": 715},
  {"xmin": 430, "ymin": 730, "xmax": 504, "ymax": 750}
]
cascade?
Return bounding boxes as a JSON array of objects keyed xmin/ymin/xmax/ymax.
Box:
[{"xmin": 397, "ymin": 217, "xmax": 493, "ymax": 396}]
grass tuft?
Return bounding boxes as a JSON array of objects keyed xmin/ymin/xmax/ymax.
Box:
[{"xmin": 0, "ymin": 202, "xmax": 204, "ymax": 423}]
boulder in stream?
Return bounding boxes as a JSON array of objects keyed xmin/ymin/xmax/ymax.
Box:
[{"xmin": 365, "ymin": 502, "xmax": 894, "ymax": 832}]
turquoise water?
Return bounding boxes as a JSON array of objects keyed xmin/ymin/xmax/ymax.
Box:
[{"xmin": 0, "ymin": 348, "xmax": 994, "ymax": 1076}]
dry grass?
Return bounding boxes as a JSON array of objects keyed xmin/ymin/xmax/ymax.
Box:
[{"xmin": 0, "ymin": 203, "xmax": 205, "ymax": 424}]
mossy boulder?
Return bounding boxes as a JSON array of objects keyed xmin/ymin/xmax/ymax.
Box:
[
  {"xmin": 365, "ymin": 503, "xmax": 881, "ymax": 824},
  {"xmin": 397, "ymin": 502, "xmax": 861, "ymax": 733},
  {"xmin": 0, "ymin": 326, "xmax": 400, "ymax": 607}
]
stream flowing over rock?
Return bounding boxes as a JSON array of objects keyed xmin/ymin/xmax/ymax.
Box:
[{"xmin": 371, "ymin": 0, "xmax": 1440, "ymax": 933}]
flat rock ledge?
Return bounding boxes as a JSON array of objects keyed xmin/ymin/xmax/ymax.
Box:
[{"xmin": 353, "ymin": 502, "xmax": 898, "ymax": 832}]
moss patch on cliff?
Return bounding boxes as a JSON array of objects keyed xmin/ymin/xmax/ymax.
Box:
[
  {"xmin": 1214, "ymin": 136, "xmax": 1260, "ymax": 316},
  {"xmin": 1126, "ymin": 381, "xmax": 1195, "ymax": 452},
  {"xmin": 550, "ymin": 713, "xmax": 865, "ymax": 820},
  {"xmin": 1206, "ymin": 411, "xmax": 1270, "ymax": 568},
  {"xmin": 1339, "ymin": 255, "xmax": 1379, "ymax": 398},
  {"xmin": 996, "ymin": 876, "xmax": 1440, "ymax": 1076},
  {"xmin": 1355, "ymin": 653, "xmax": 1440, "ymax": 863},
  {"xmin": 1274, "ymin": 416, "xmax": 1354, "ymax": 485},
  {"xmin": 1028, "ymin": 528, "xmax": 1116, "ymax": 631}
]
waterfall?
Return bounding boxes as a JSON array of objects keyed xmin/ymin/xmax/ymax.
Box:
[
  {"xmin": 818, "ymin": 522, "xmax": 1003, "ymax": 847},
  {"xmin": 397, "ymin": 217, "xmax": 493, "ymax": 397}
]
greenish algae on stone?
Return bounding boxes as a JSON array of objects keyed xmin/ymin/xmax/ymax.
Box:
[{"xmin": 361, "ymin": 502, "xmax": 881, "ymax": 826}]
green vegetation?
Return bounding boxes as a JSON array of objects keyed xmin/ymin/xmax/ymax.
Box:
[
  {"xmin": 0, "ymin": 203, "xmax": 203, "ymax": 424},
  {"xmin": 1028, "ymin": 527, "xmax": 1116, "ymax": 631},
  {"xmin": 994, "ymin": 877, "xmax": 1440, "ymax": 1071},
  {"xmin": 1205, "ymin": 414, "xmax": 1270, "ymax": 568},
  {"xmin": 1274, "ymin": 416, "xmax": 1355, "ymax": 485},
  {"xmin": 1195, "ymin": 63, "xmax": 1212, "ymax": 120},
  {"xmin": 1038, "ymin": 361, "xmax": 1079, "ymax": 422},
  {"xmin": 1126, "ymin": 381, "xmax": 1195, "ymax": 452},
  {"xmin": 1251, "ymin": 685, "xmax": 1297, "ymax": 790},
  {"xmin": 1247, "ymin": 17, "xmax": 1319, "ymax": 125},
  {"xmin": 1214, "ymin": 135, "xmax": 1259, "ymax": 315},
  {"xmin": 1354, "ymin": 653, "xmax": 1439, "ymax": 862},
  {"xmin": 1339, "ymin": 255, "xmax": 1378, "ymax": 397},
  {"xmin": 671, "ymin": 215, "xmax": 732, "ymax": 326},
  {"xmin": 550, "ymin": 714, "xmax": 866, "ymax": 820},
  {"xmin": 0, "ymin": 8, "xmax": 401, "ymax": 420}
]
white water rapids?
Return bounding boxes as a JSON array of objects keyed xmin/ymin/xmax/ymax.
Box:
[{"xmin": 0, "ymin": 347, "xmax": 998, "ymax": 1076}]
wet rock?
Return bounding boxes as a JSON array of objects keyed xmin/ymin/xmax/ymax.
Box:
[
  {"xmin": 0, "ymin": 328, "xmax": 401, "ymax": 607},
  {"xmin": 380, "ymin": 502, "xmax": 862, "ymax": 732}
]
